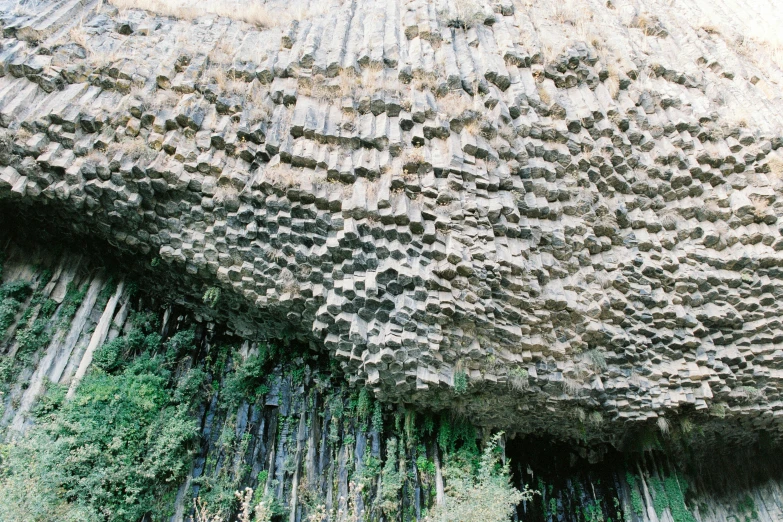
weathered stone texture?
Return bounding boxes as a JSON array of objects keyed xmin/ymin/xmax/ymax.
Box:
[{"xmin": 2, "ymin": 0, "xmax": 783, "ymax": 439}]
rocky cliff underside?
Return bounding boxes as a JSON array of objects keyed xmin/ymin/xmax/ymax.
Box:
[{"xmin": 1, "ymin": 0, "xmax": 783, "ymax": 519}]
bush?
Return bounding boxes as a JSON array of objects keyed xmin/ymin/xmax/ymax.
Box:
[
  {"xmin": 0, "ymin": 280, "xmax": 31, "ymax": 337},
  {"xmin": 379, "ymin": 438, "xmax": 403, "ymax": 519},
  {"xmin": 15, "ymin": 317, "xmax": 52, "ymax": 361},
  {"xmin": 427, "ymin": 433, "xmax": 537, "ymax": 522},
  {"xmin": 92, "ymin": 337, "xmax": 126, "ymax": 372},
  {"xmin": 221, "ymin": 344, "xmax": 274, "ymax": 408},
  {"xmin": 0, "ymin": 338, "xmax": 202, "ymax": 522}
]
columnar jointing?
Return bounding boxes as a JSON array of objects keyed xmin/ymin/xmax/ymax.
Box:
[{"xmin": 1, "ymin": 0, "xmax": 783, "ymax": 440}]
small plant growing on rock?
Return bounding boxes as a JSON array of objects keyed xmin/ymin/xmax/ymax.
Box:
[
  {"xmin": 561, "ymin": 376, "xmax": 582, "ymax": 396},
  {"xmin": 737, "ymin": 385, "xmax": 764, "ymax": 403},
  {"xmin": 584, "ymin": 349, "xmax": 607, "ymax": 371},
  {"xmin": 438, "ymin": 0, "xmax": 488, "ymax": 29},
  {"xmin": 508, "ymin": 367, "xmax": 529, "ymax": 391},
  {"xmin": 454, "ymin": 370, "xmax": 468, "ymax": 395},
  {"xmin": 190, "ymin": 487, "xmax": 273, "ymax": 522},
  {"xmin": 203, "ymin": 286, "xmax": 221, "ymax": 308},
  {"xmin": 656, "ymin": 417, "xmax": 670, "ymax": 436}
]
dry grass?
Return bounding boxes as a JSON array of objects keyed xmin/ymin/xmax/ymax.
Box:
[
  {"xmin": 214, "ymin": 184, "xmax": 240, "ymax": 206},
  {"xmin": 540, "ymin": 44, "xmax": 560, "ymax": 65},
  {"xmin": 561, "ymin": 376, "xmax": 581, "ymax": 396},
  {"xmin": 88, "ymin": 47, "xmax": 121, "ymax": 70},
  {"xmin": 537, "ymin": 85, "xmax": 551, "ymax": 106},
  {"xmin": 108, "ymin": 136, "xmax": 155, "ymax": 161},
  {"xmin": 767, "ymin": 156, "xmax": 783, "ymax": 179},
  {"xmin": 358, "ymin": 63, "xmax": 399, "ymax": 95},
  {"xmin": 404, "ymin": 147, "xmax": 426, "ymax": 165},
  {"xmin": 204, "ymin": 69, "xmax": 268, "ymax": 119},
  {"xmin": 68, "ymin": 24, "xmax": 88, "ymax": 48},
  {"xmin": 298, "ymin": 74, "xmax": 339, "ymax": 100},
  {"xmin": 691, "ymin": 7, "xmax": 783, "ymax": 71},
  {"xmin": 438, "ymin": 91, "xmax": 474, "ymax": 117},
  {"xmin": 508, "ymin": 367, "xmax": 529, "ymax": 391},
  {"xmin": 110, "ymin": 0, "xmax": 279, "ymax": 28},
  {"xmin": 606, "ymin": 64, "xmax": 620, "ymax": 99},
  {"xmin": 206, "ymin": 65, "xmax": 231, "ymax": 90},
  {"xmin": 462, "ymin": 115, "xmax": 495, "ymax": 138},
  {"xmin": 15, "ymin": 126, "xmax": 33, "ymax": 142},
  {"xmin": 12, "ymin": 0, "xmax": 44, "ymax": 16},
  {"xmin": 277, "ymin": 267, "xmax": 300, "ymax": 296},
  {"xmin": 461, "ymin": 118, "xmax": 480, "ymax": 136},
  {"xmin": 263, "ymin": 162, "xmax": 303, "ymax": 189},
  {"xmin": 656, "ymin": 417, "xmax": 670, "ymax": 436},
  {"xmin": 437, "ymin": 0, "xmax": 486, "ymax": 29},
  {"xmin": 208, "ymin": 38, "xmax": 236, "ymax": 64},
  {"xmin": 751, "ymin": 196, "xmax": 770, "ymax": 218},
  {"xmin": 634, "ymin": 13, "xmax": 653, "ymax": 35},
  {"xmin": 335, "ymin": 68, "xmax": 359, "ymax": 98},
  {"xmin": 588, "ymin": 411, "xmax": 603, "ymax": 426},
  {"xmin": 412, "ymin": 70, "xmax": 438, "ymax": 92},
  {"xmin": 700, "ymin": 23, "xmax": 721, "ymax": 35},
  {"xmin": 132, "ymin": 85, "xmax": 180, "ymax": 113}
]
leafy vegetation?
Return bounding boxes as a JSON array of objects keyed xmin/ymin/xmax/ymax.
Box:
[
  {"xmin": 57, "ymin": 280, "xmax": 88, "ymax": 331},
  {"xmin": 0, "ymin": 280, "xmax": 31, "ymax": 337},
  {"xmin": 641, "ymin": 472, "xmax": 696, "ymax": 522},
  {"xmin": 0, "ymin": 321, "xmax": 203, "ymax": 522},
  {"xmin": 427, "ymin": 432, "xmax": 537, "ymax": 522},
  {"xmin": 203, "ymin": 286, "xmax": 221, "ymax": 309},
  {"xmin": 453, "ymin": 370, "xmax": 468, "ymax": 395},
  {"xmin": 626, "ymin": 472, "xmax": 645, "ymax": 516},
  {"xmin": 379, "ymin": 438, "xmax": 404, "ymax": 519}
]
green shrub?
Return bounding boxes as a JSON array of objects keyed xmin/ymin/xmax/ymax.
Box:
[
  {"xmin": 0, "ymin": 297, "xmax": 22, "ymax": 337},
  {"xmin": 92, "ymin": 337, "xmax": 126, "ymax": 372},
  {"xmin": 664, "ymin": 473, "xmax": 696, "ymax": 522},
  {"xmin": 203, "ymin": 286, "xmax": 221, "ymax": 308},
  {"xmin": 454, "ymin": 370, "xmax": 468, "ymax": 395},
  {"xmin": 15, "ymin": 317, "xmax": 52, "ymax": 361},
  {"xmin": 0, "ymin": 280, "xmax": 31, "ymax": 337},
  {"xmin": 427, "ymin": 432, "xmax": 537, "ymax": 522},
  {"xmin": 650, "ymin": 475, "xmax": 668, "ymax": 517},
  {"xmin": 0, "ymin": 338, "xmax": 202, "ymax": 522},
  {"xmin": 626, "ymin": 473, "xmax": 644, "ymax": 516},
  {"xmin": 57, "ymin": 281, "xmax": 88, "ymax": 330},
  {"xmin": 0, "ymin": 280, "xmax": 32, "ymax": 301},
  {"xmin": 357, "ymin": 388, "xmax": 372, "ymax": 427},
  {"xmin": 379, "ymin": 438, "xmax": 403, "ymax": 519},
  {"xmin": 371, "ymin": 401, "xmax": 383, "ymax": 434},
  {"xmin": 221, "ymin": 345, "xmax": 272, "ymax": 408},
  {"xmin": 164, "ymin": 328, "xmax": 195, "ymax": 362}
]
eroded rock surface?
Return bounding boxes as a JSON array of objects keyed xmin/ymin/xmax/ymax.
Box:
[{"xmin": 1, "ymin": 0, "xmax": 783, "ymax": 441}]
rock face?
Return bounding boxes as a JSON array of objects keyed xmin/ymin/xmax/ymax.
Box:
[
  {"xmin": 1, "ymin": 239, "xmax": 782, "ymax": 522},
  {"xmin": 1, "ymin": 0, "xmax": 783, "ymax": 442}
]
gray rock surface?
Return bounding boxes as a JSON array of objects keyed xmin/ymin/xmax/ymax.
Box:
[{"xmin": 1, "ymin": 0, "xmax": 783, "ymax": 442}]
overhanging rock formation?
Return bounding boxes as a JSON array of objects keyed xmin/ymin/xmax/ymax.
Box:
[{"xmin": 2, "ymin": 0, "xmax": 783, "ymax": 442}]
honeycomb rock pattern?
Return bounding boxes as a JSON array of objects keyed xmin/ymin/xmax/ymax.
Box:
[{"xmin": 2, "ymin": 0, "xmax": 783, "ymax": 440}]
